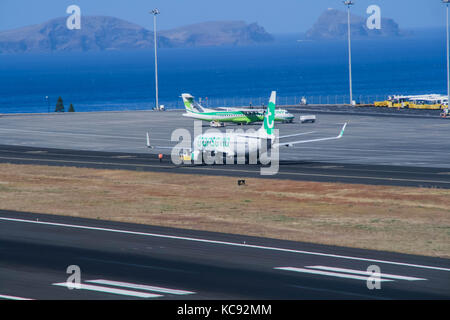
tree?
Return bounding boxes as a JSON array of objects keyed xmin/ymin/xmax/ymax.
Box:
[
  {"xmin": 68, "ymin": 103, "xmax": 75, "ymax": 112},
  {"xmin": 55, "ymin": 96, "xmax": 65, "ymax": 112}
]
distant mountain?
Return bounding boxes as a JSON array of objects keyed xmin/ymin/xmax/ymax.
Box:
[
  {"xmin": 0, "ymin": 16, "xmax": 273, "ymax": 54},
  {"xmin": 0, "ymin": 16, "xmax": 162, "ymax": 53},
  {"xmin": 306, "ymin": 8, "xmax": 405, "ymax": 40},
  {"xmin": 160, "ymin": 21, "xmax": 273, "ymax": 47}
]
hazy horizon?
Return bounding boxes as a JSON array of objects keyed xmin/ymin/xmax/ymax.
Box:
[
  {"xmin": 0, "ymin": 15, "xmax": 446, "ymax": 36},
  {"xmin": 0, "ymin": 1, "xmax": 445, "ymax": 34}
]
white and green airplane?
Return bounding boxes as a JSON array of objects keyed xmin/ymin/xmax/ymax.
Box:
[
  {"xmin": 181, "ymin": 93, "xmax": 295, "ymax": 126},
  {"xmin": 147, "ymin": 91, "xmax": 347, "ymax": 164}
]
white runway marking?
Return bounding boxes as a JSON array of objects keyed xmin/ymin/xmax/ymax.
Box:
[
  {"xmin": 0, "ymin": 156, "xmax": 449, "ymax": 185},
  {"xmin": 0, "ymin": 294, "xmax": 33, "ymax": 300},
  {"xmin": 112, "ymin": 155, "xmax": 136, "ymax": 159},
  {"xmin": 0, "ymin": 128, "xmax": 143, "ymax": 140},
  {"xmin": 274, "ymin": 267, "xmax": 393, "ymax": 282},
  {"xmin": 0, "ymin": 156, "xmax": 174, "ymax": 169},
  {"xmin": 52, "ymin": 282, "xmax": 162, "ymax": 298},
  {"xmin": 86, "ymin": 280, "xmax": 195, "ymax": 295},
  {"xmin": 307, "ymin": 266, "xmax": 427, "ymax": 281},
  {"xmin": 291, "ymin": 145, "xmax": 446, "ymax": 155},
  {"xmin": 0, "ymin": 128, "xmax": 169, "ymax": 142},
  {"xmin": 2, "ymin": 216, "xmax": 450, "ymax": 272}
]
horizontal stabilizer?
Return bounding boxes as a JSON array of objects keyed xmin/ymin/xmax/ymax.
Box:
[{"xmin": 146, "ymin": 132, "xmax": 191, "ymax": 151}]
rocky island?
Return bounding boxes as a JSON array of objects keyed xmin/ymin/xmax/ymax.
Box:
[{"xmin": 0, "ymin": 16, "xmax": 274, "ymax": 53}]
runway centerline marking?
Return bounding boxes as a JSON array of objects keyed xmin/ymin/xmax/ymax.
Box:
[
  {"xmin": 1, "ymin": 216, "xmax": 449, "ymax": 272},
  {"xmin": 0, "ymin": 128, "xmax": 143, "ymax": 141},
  {"xmin": 2, "ymin": 147, "xmax": 446, "ymax": 177},
  {"xmin": 0, "ymin": 128, "xmax": 170, "ymax": 142},
  {"xmin": 0, "ymin": 155, "xmax": 449, "ymax": 186},
  {"xmin": 1, "ymin": 144, "xmax": 449, "ymax": 177},
  {"xmin": 0, "ymin": 148, "xmax": 157, "ymax": 160},
  {"xmin": 184, "ymin": 166, "xmax": 450, "ymax": 185}
]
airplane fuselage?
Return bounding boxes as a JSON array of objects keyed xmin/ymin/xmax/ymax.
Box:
[
  {"xmin": 187, "ymin": 129, "xmax": 274, "ymax": 163},
  {"xmin": 183, "ymin": 109, "xmax": 294, "ymax": 124}
]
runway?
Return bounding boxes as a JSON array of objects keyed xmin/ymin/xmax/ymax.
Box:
[
  {"xmin": 0, "ymin": 110, "xmax": 449, "ymax": 168},
  {"xmin": 0, "ymin": 210, "xmax": 448, "ymax": 300},
  {"xmin": 1, "ymin": 144, "xmax": 450, "ymax": 188},
  {"xmin": 0, "ymin": 110, "xmax": 449, "ymax": 300}
]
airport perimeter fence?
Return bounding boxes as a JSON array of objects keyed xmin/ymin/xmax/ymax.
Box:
[
  {"xmin": 160, "ymin": 94, "xmax": 390, "ymax": 110},
  {"xmin": 16, "ymin": 94, "xmax": 391, "ymax": 114}
]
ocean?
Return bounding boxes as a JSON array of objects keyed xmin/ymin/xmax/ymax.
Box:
[{"xmin": 0, "ymin": 29, "xmax": 446, "ymax": 113}]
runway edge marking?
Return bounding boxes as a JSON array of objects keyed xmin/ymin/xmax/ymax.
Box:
[
  {"xmin": 0, "ymin": 294, "xmax": 34, "ymax": 300},
  {"xmin": 1, "ymin": 216, "xmax": 449, "ymax": 272}
]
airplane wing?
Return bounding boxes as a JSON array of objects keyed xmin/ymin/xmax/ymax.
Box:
[
  {"xmin": 274, "ymin": 123, "xmax": 347, "ymax": 148},
  {"xmin": 234, "ymin": 133, "xmax": 263, "ymax": 139}
]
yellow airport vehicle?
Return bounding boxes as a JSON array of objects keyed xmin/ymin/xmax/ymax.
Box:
[
  {"xmin": 374, "ymin": 94, "xmax": 447, "ymax": 110},
  {"xmin": 408, "ymin": 102, "xmax": 444, "ymax": 110},
  {"xmin": 408, "ymin": 97, "xmax": 446, "ymax": 110},
  {"xmin": 374, "ymin": 96, "xmax": 409, "ymax": 108},
  {"xmin": 374, "ymin": 101, "xmax": 388, "ymax": 107}
]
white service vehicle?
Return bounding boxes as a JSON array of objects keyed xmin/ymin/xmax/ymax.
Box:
[{"xmin": 300, "ymin": 115, "xmax": 316, "ymax": 123}]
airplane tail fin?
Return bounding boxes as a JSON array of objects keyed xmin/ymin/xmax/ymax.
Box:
[
  {"xmin": 258, "ymin": 91, "xmax": 276, "ymax": 139},
  {"xmin": 181, "ymin": 93, "xmax": 196, "ymax": 112},
  {"xmin": 181, "ymin": 93, "xmax": 208, "ymax": 113}
]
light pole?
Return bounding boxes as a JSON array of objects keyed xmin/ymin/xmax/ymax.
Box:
[
  {"xmin": 151, "ymin": 8, "xmax": 160, "ymax": 110},
  {"xmin": 444, "ymin": 1, "xmax": 450, "ymax": 110},
  {"xmin": 344, "ymin": 0, "xmax": 354, "ymax": 105},
  {"xmin": 45, "ymin": 96, "xmax": 49, "ymax": 113}
]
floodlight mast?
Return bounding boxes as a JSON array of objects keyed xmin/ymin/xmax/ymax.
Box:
[
  {"xmin": 151, "ymin": 8, "xmax": 160, "ymax": 110},
  {"xmin": 444, "ymin": 0, "xmax": 450, "ymax": 109},
  {"xmin": 344, "ymin": 0, "xmax": 354, "ymax": 105}
]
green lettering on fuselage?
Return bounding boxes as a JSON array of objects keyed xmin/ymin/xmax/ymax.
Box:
[{"xmin": 197, "ymin": 136, "xmax": 230, "ymax": 148}]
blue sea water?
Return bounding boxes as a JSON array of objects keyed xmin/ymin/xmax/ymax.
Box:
[{"xmin": 0, "ymin": 29, "xmax": 446, "ymax": 113}]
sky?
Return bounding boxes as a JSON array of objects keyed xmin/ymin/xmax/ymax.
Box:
[{"xmin": 0, "ymin": 0, "xmax": 445, "ymax": 33}]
